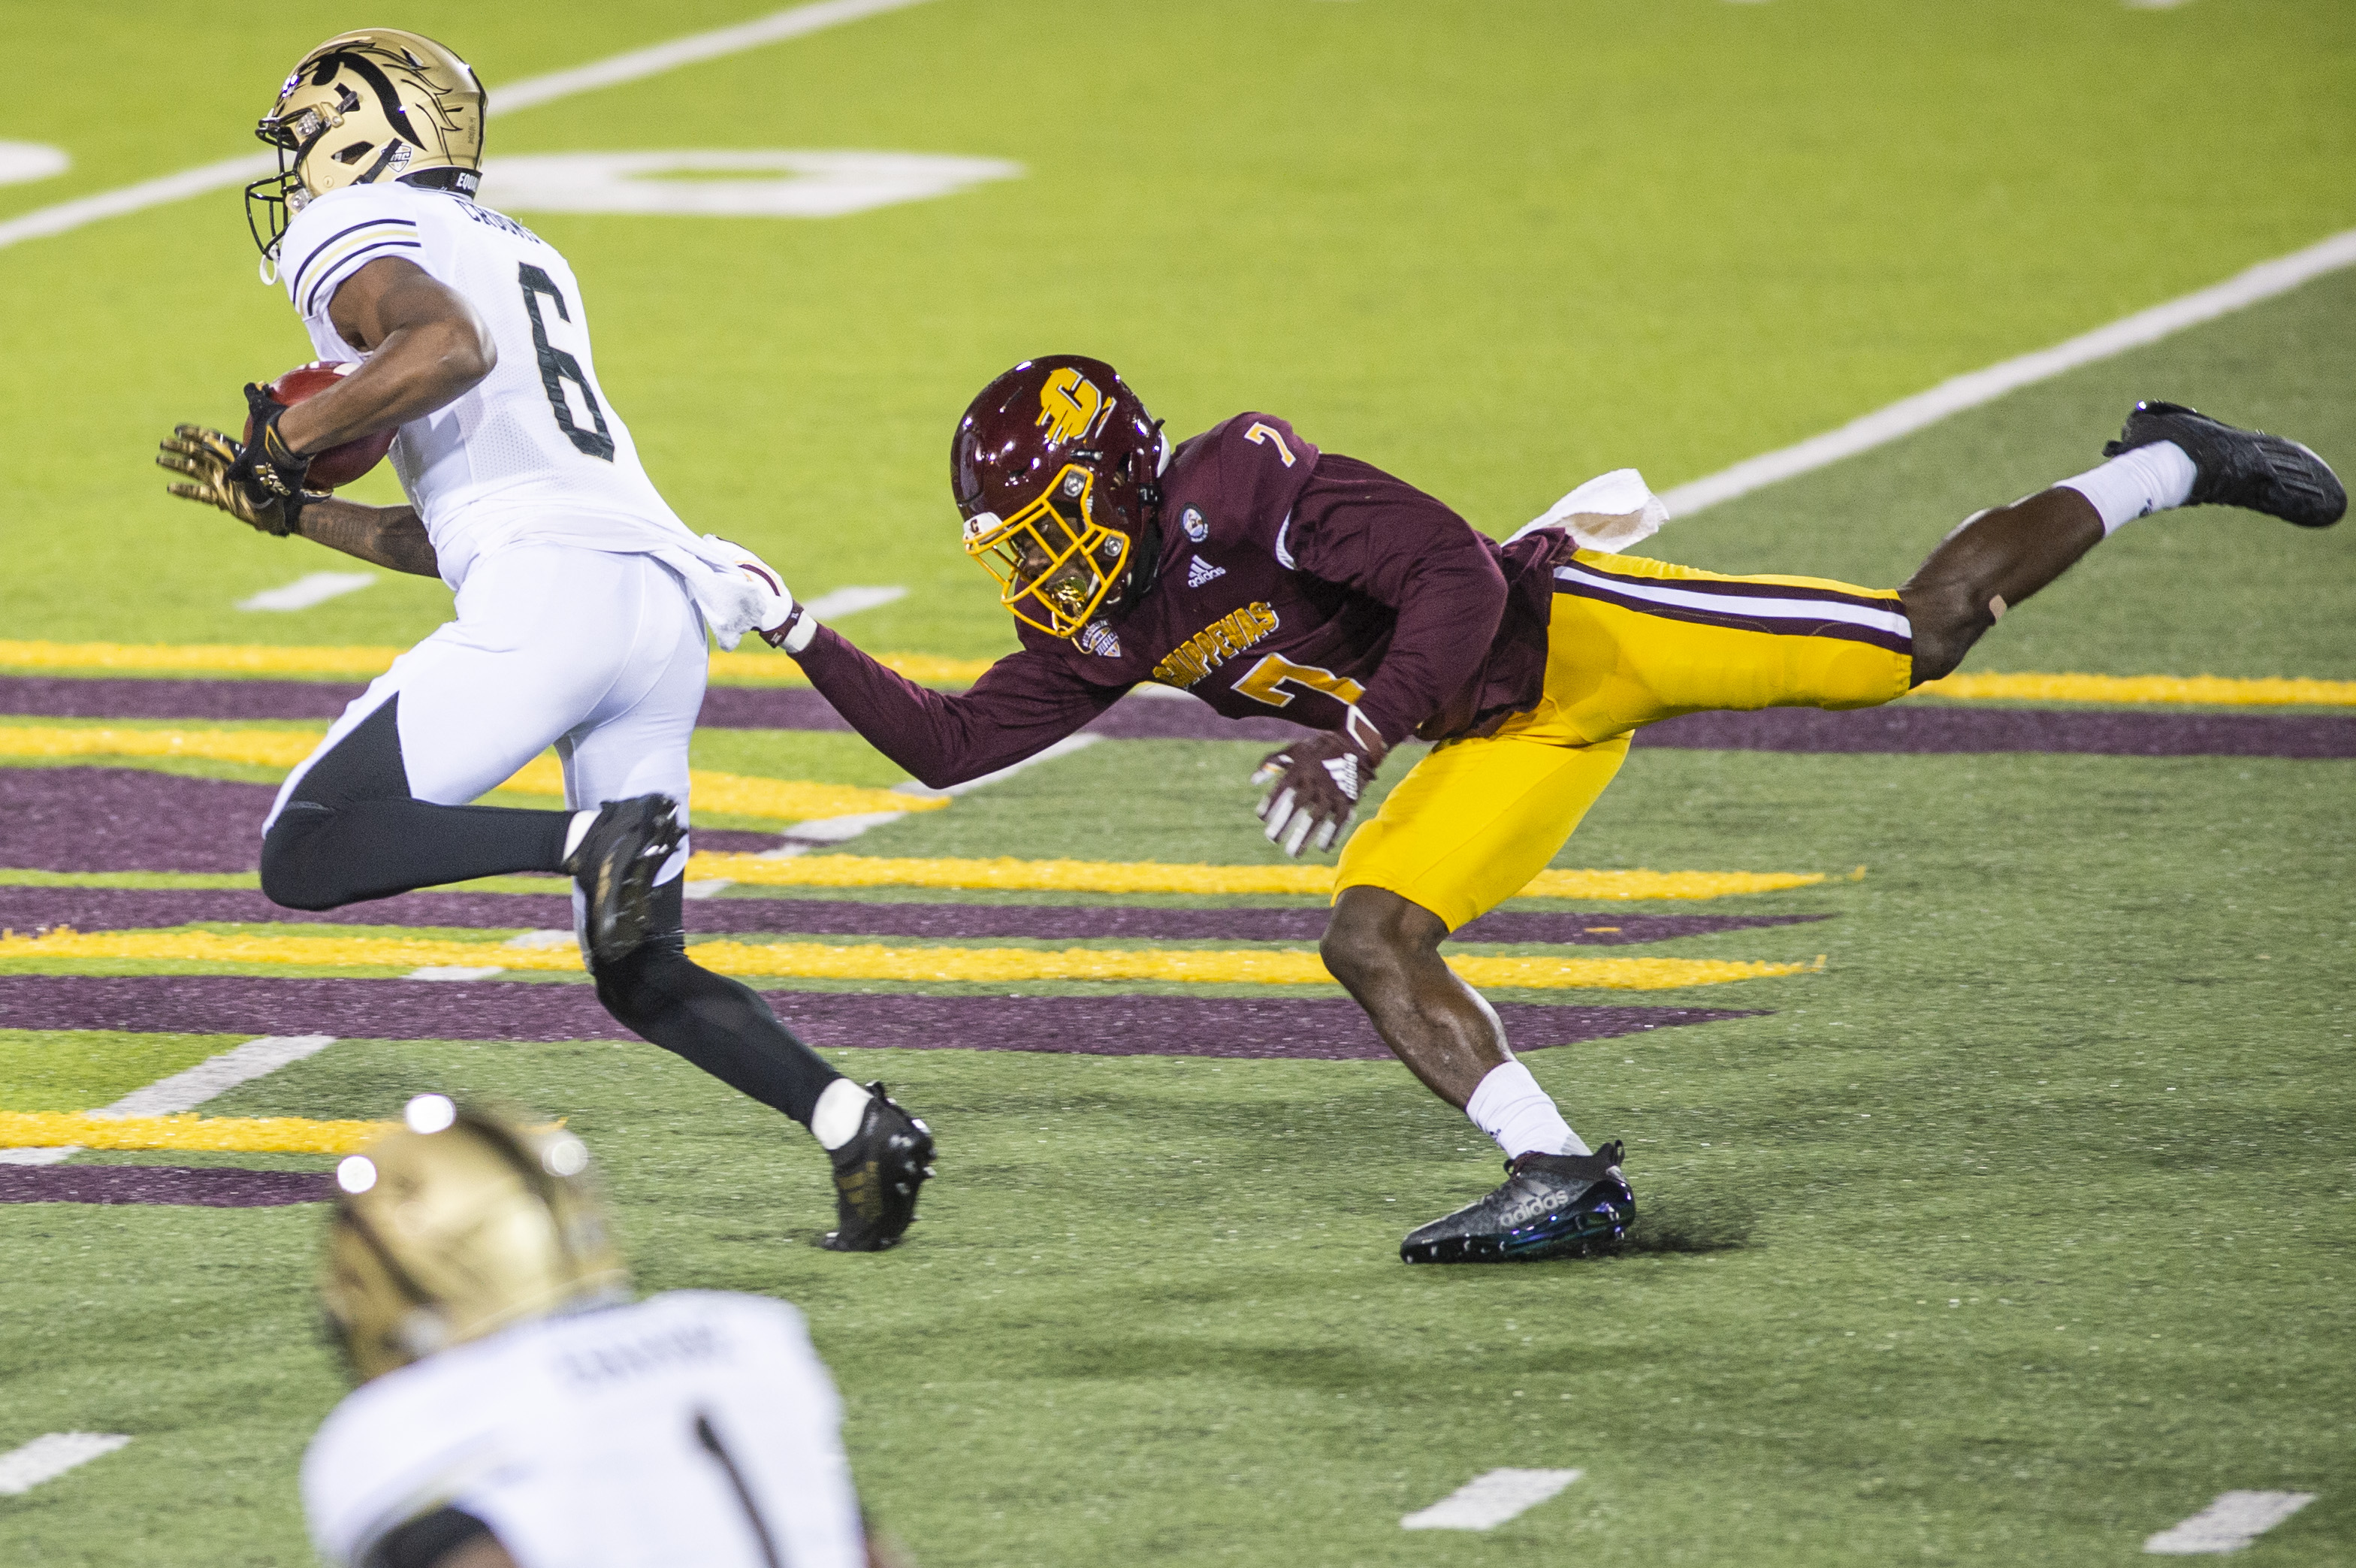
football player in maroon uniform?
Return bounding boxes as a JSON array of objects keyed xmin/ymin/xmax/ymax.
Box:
[{"xmin": 759, "ymin": 355, "xmax": 2341, "ymax": 1263}]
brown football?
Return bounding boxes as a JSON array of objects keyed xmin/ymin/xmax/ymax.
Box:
[{"xmin": 244, "ymin": 362, "xmax": 397, "ymax": 490}]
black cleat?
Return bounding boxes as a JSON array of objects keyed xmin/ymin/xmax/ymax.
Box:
[
  {"xmin": 1400, "ymin": 1141, "xmax": 1634, "ymax": 1264},
  {"xmin": 565, "ymin": 794, "xmax": 683, "ymax": 967},
  {"xmin": 820, "ymin": 1081, "xmax": 935, "ymax": 1252},
  {"xmin": 2104, "ymin": 400, "xmax": 2345, "ymax": 528}
]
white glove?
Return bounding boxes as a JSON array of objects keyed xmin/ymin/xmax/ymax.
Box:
[{"xmin": 690, "ymin": 535, "xmax": 813, "ymax": 652}]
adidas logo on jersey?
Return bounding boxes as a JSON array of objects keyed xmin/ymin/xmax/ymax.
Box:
[{"xmin": 1186, "ymin": 555, "xmax": 1226, "ymax": 588}]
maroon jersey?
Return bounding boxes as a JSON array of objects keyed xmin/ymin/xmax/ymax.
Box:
[{"xmin": 795, "ymin": 413, "xmax": 1560, "ymax": 787}]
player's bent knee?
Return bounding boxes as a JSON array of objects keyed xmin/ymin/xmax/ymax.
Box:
[
  {"xmin": 1896, "ymin": 581, "xmax": 1990, "ymax": 687},
  {"xmin": 1321, "ymin": 887, "xmax": 1448, "ymax": 989},
  {"xmin": 589, "ymin": 935, "xmax": 690, "ymax": 1026},
  {"xmin": 258, "ymin": 807, "xmax": 355, "ymax": 911}
]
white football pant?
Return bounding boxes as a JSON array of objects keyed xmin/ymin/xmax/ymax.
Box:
[{"xmin": 267, "ymin": 542, "xmax": 705, "ymax": 883}]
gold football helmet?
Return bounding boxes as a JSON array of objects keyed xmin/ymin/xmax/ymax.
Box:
[
  {"xmin": 321, "ymin": 1095, "xmax": 628, "ymax": 1382},
  {"xmin": 247, "ymin": 29, "xmax": 486, "ymax": 264}
]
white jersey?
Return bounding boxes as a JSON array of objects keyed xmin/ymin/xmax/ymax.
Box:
[
  {"xmin": 275, "ymin": 180, "xmax": 696, "ymax": 589},
  {"xmin": 302, "ymin": 1292, "xmax": 868, "ymax": 1568}
]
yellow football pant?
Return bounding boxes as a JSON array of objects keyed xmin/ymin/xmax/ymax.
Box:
[{"xmin": 1334, "ymin": 550, "xmax": 1914, "ymax": 930}]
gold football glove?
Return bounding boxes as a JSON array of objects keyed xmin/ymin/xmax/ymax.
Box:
[{"xmin": 156, "ymin": 418, "xmax": 319, "ymax": 537}]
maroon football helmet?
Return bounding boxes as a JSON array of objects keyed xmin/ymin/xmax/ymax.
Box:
[{"xmin": 952, "ymin": 355, "xmax": 1167, "ymax": 639}]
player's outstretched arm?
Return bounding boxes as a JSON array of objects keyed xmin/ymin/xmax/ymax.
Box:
[
  {"xmin": 293, "ymin": 498, "xmax": 440, "ymax": 578},
  {"xmin": 790, "ymin": 623, "xmax": 1122, "ymax": 790}
]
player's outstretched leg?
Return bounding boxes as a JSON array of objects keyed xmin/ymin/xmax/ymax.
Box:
[
  {"xmin": 1321, "ymin": 886, "xmax": 1635, "ymax": 1262},
  {"xmin": 1900, "ymin": 400, "xmax": 2343, "ymax": 682},
  {"xmin": 263, "ymin": 697, "xmax": 581, "ymax": 908},
  {"xmin": 587, "ymin": 880, "xmax": 937, "ymax": 1251}
]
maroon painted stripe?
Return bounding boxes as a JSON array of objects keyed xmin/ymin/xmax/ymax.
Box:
[
  {"xmin": 0, "ymin": 1163, "xmax": 334, "ymax": 1207},
  {"xmin": 0, "ymin": 767, "xmax": 780, "ymax": 873},
  {"xmin": 0, "ymin": 976, "xmax": 1760, "ymax": 1059},
  {"xmin": 1632, "ymin": 705, "xmax": 2356, "ymax": 757},
  {"xmin": 0, "ymin": 676, "xmax": 365, "ymax": 721},
  {"xmin": 0, "ymin": 885, "xmax": 1827, "ymax": 947},
  {"xmin": 1, "ymin": 768, "xmax": 276, "ymax": 872},
  {"xmin": 0, "ymin": 675, "xmax": 1313, "ymax": 742}
]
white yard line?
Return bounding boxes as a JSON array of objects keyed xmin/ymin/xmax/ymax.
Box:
[
  {"xmin": 1660, "ymin": 226, "xmax": 2356, "ymax": 517},
  {"xmin": 0, "ymin": 0, "xmax": 943, "ymax": 255},
  {"xmin": 801, "ymin": 585, "xmax": 908, "ymax": 620},
  {"xmin": 0, "ymin": 1434, "xmax": 131, "ymax": 1497},
  {"xmin": 236, "ymin": 571, "xmax": 378, "ymax": 612},
  {"xmin": 2143, "ymin": 1491, "xmax": 2317, "ymax": 1554},
  {"xmin": 892, "ymin": 732, "xmax": 1100, "ymax": 800},
  {"xmin": 745, "ymin": 732, "xmax": 1104, "ymax": 862},
  {"xmin": 1400, "ymin": 1467, "xmax": 1583, "ymax": 1530},
  {"xmin": 407, "ymin": 965, "xmax": 506, "ymax": 981},
  {"xmin": 98, "ymin": 1034, "xmax": 338, "ymax": 1117},
  {"xmin": 484, "ymin": 0, "xmax": 938, "ymax": 113},
  {"xmin": 0, "ymin": 1034, "xmax": 337, "ymax": 1166}
]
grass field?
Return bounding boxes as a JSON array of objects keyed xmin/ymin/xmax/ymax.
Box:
[{"xmin": 2, "ymin": 2, "xmax": 2353, "ymax": 1565}]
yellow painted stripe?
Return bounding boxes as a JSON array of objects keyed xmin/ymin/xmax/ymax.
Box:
[
  {"xmin": 0, "ymin": 641, "xmax": 406, "ymax": 678},
  {"xmin": 0, "ymin": 928, "xmax": 1820, "ymax": 990},
  {"xmin": 0, "ymin": 641, "xmax": 995, "ymax": 688},
  {"xmin": 0, "ymin": 724, "xmax": 318, "ymax": 768},
  {"xmin": 686, "ymin": 852, "xmax": 1826, "ymax": 902},
  {"xmin": 1910, "ymin": 670, "xmax": 2356, "ymax": 706},
  {"xmin": 0, "ymin": 725, "xmax": 936, "ymax": 823},
  {"xmin": 0, "ymin": 1110, "xmax": 388, "ymax": 1154}
]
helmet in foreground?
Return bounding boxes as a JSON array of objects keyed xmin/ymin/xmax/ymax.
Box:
[
  {"xmin": 247, "ymin": 29, "xmax": 487, "ymax": 261},
  {"xmin": 321, "ymin": 1095, "xmax": 627, "ymax": 1382},
  {"xmin": 952, "ymin": 356, "xmax": 1168, "ymax": 639}
]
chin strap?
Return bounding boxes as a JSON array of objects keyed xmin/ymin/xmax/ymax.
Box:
[{"xmin": 1107, "ymin": 421, "xmax": 1167, "ymax": 615}]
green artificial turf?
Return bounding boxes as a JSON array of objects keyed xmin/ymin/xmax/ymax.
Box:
[
  {"xmin": 3, "ymin": 2, "xmax": 2354, "ymax": 1564},
  {"xmin": 5, "ymin": 745, "xmax": 2350, "ymax": 1566},
  {"xmin": 1651, "ymin": 265, "xmax": 2356, "ymax": 681},
  {"xmin": 0, "ymin": 1031, "xmax": 245, "ymax": 1112},
  {"xmin": 3, "ymin": 0, "xmax": 2352, "ymax": 654}
]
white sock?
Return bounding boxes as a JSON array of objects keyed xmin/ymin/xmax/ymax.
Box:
[
  {"xmin": 810, "ymin": 1077, "xmax": 870, "ymax": 1150},
  {"xmin": 561, "ymin": 810, "xmax": 597, "ymax": 861},
  {"xmin": 2058, "ymin": 440, "xmax": 2197, "ymax": 535},
  {"xmin": 1464, "ymin": 1061, "xmax": 1589, "ymax": 1160}
]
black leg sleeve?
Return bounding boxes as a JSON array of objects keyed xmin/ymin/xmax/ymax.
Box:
[
  {"xmin": 259, "ymin": 696, "xmax": 574, "ymax": 911},
  {"xmin": 593, "ymin": 881, "xmax": 845, "ymax": 1126}
]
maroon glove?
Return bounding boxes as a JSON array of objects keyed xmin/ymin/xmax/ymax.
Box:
[{"xmin": 1251, "ymin": 712, "xmax": 1388, "ymax": 857}]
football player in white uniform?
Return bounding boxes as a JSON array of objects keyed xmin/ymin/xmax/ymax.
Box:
[
  {"xmin": 155, "ymin": 30, "xmax": 932, "ymax": 1251},
  {"xmin": 306, "ymin": 1095, "xmax": 905, "ymax": 1568}
]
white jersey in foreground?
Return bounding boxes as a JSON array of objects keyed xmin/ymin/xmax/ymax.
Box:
[
  {"xmin": 274, "ymin": 180, "xmax": 693, "ymax": 589},
  {"xmin": 303, "ymin": 1290, "xmax": 867, "ymax": 1568}
]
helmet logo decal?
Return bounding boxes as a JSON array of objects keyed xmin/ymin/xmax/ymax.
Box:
[{"xmin": 1037, "ymin": 367, "xmax": 1109, "ymax": 446}]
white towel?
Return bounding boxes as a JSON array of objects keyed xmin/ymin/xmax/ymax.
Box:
[
  {"xmin": 647, "ymin": 534, "xmax": 793, "ymax": 651},
  {"xmin": 1509, "ymin": 468, "xmax": 1671, "ymax": 554}
]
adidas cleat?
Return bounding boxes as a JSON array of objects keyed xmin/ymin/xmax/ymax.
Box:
[
  {"xmin": 820, "ymin": 1081, "xmax": 935, "ymax": 1252},
  {"xmin": 2104, "ymin": 400, "xmax": 2345, "ymax": 528},
  {"xmin": 566, "ymin": 794, "xmax": 683, "ymax": 967},
  {"xmin": 1400, "ymin": 1142, "xmax": 1634, "ymax": 1264}
]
